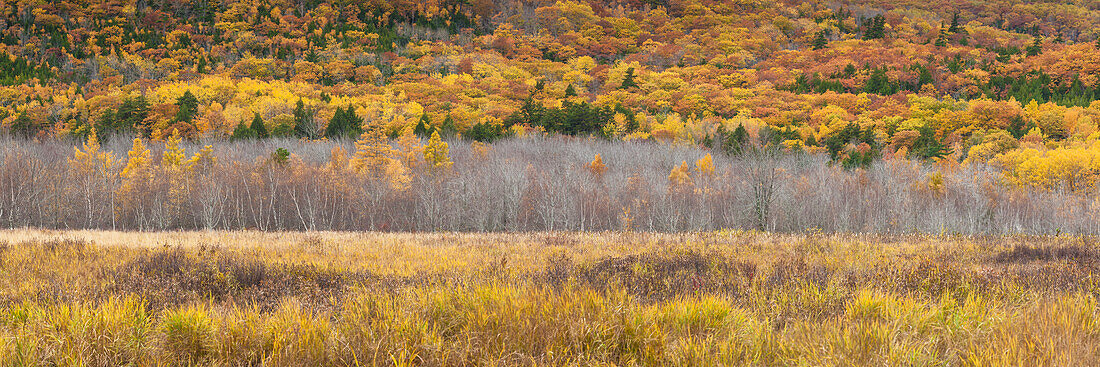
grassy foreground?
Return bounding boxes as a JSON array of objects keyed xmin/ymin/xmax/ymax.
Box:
[{"xmin": 0, "ymin": 230, "xmax": 1098, "ymax": 366}]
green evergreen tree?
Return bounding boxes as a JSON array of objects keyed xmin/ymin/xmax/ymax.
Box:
[
  {"xmin": 909, "ymin": 126, "xmax": 947, "ymax": 159},
  {"xmin": 250, "ymin": 113, "xmax": 268, "ymax": 138},
  {"xmin": 620, "ymin": 68, "xmax": 638, "ymax": 89},
  {"xmin": 107, "ymin": 96, "xmax": 150, "ymax": 135},
  {"xmin": 714, "ymin": 124, "xmax": 728, "ymax": 152},
  {"xmin": 863, "ymin": 67, "xmax": 896, "ymax": 94},
  {"xmin": 564, "ymin": 84, "xmax": 577, "ymax": 97},
  {"xmin": 812, "ymin": 31, "xmax": 828, "ymax": 50},
  {"xmin": 935, "ymin": 28, "xmax": 948, "ymax": 47},
  {"xmin": 466, "ymin": 121, "xmax": 505, "ymax": 142},
  {"xmin": 843, "ymin": 63, "xmax": 857, "ymax": 76},
  {"xmin": 916, "ymin": 64, "xmax": 934, "ymax": 88},
  {"xmin": 440, "ymin": 114, "xmax": 458, "ymax": 138},
  {"xmin": 862, "ymin": 15, "xmax": 887, "ymax": 40},
  {"xmin": 724, "ymin": 123, "xmax": 750, "ymax": 155},
  {"xmin": 293, "ymin": 99, "xmax": 318, "ymax": 139},
  {"xmin": 174, "ymin": 90, "xmax": 199, "ymax": 124},
  {"xmin": 414, "ymin": 113, "xmax": 432, "ymax": 137},
  {"xmin": 231, "ymin": 121, "xmax": 256, "ymax": 140},
  {"xmin": 324, "ymin": 106, "xmax": 363, "ymax": 139},
  {"xmin": 1027, "ymin": 37, "xmax": 1042, "ymax": 56},
  {"xmin": 271, "ymin": 148, "xmax": 290, "ymax": 166}
]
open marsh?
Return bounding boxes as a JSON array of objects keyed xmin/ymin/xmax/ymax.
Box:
[{"xmin": 1, "ymin": 230, "xmax": 1098, "ymax": 365}]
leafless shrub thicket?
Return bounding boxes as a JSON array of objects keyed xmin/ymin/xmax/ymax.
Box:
[{"xmin": 2, "ymin": 136, "xmax": 1099, "ymax": 234}]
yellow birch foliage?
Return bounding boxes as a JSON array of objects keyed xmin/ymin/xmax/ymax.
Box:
[
  {"xmin": 351, "ymin": 126, "xmax": 395, "ymax": 174},
  {"xmin": 161, "ymin": 130, "xmax": 190, "ymax": 220},
  {"xmin": 119, "ymin": 138, "xmax": 153, "ymax": 189},
  {"xmin": 395, "ymin": 126, "xmax": 424, "ymax": 171},
  {"xmin": 964, "ymin": 130, "xmax": 1018, "ymax": 164},
  {"xmin": 327, "ymin": 146, "xmax": 349, "ymax": 173},
  {"xmin": 70, "ymin": 128, "xmax": 114, "ymax": 178},
  {"xmin": 117, "ymin": 138, "xmax": 153, "ymax": 216},
  {"xmin": 612, "ymin": 113, "xmax": 630, "ymax": 136},
  {"xmin": 471, "ymin": 141, "xmax": 491, "ymax": 161},
  {"xmin": 695, "ymin": 153, "xmax": 715, "ymax": 178},
  {"xmin": 668, "ymin": 161, "xmax": 693, "ymax": 189},
  {"xmin": 324, "ymin": 146, "xmax": 353, "ymax": 194},
  {"xmin": 424, "ymin": 130, "xmax": 452, "ymax": 174},
  {"xmin": 384, "ymin": 159, "xmax": 411, "ymax": 192},
  {"xmin": 162, "ymin": 130, "xmax": 186, "ymax": 167},
  {"xmin": 586, "ymin": 154, "xmax": 607, "ymax": 177},
  {"xmin": 995, "ymin": 142, "xmax": 1100, "ymax": 191},
  {"xmin": 927, "ymin": 171, "xmax": 946, "ymax": 197},
  {"xmin": 351, "ymin": 126, "xmax": 410, "ymax": 191},
  {"xmin": 187, "ymin": 145, "xmax": 216, "ymax": 171}
]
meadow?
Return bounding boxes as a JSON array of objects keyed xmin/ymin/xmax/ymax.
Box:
[{"xmin": 1, "ymin": 229, "xmax": 1098, "ymax": 365}]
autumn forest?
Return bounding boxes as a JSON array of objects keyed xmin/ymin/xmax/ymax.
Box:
[
  {"xmin": 4, "ymin": 1, "xmax": 1100, "ymax": 364},
  {"xmin": 0, "ymin": 0, "xmax": 1096, "ymax": 233}
]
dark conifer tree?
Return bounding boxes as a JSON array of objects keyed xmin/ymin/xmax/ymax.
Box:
[
  {"xmin": 565, "ymin": 84, "xmax": 577, "ymax": 97},
  {"xmin": 231, "ymin": 121, "xmax": 256, "ymax": 140},
  {"xmin": 620, "ymin": 68, "xmax": 638, "ymax": 89},
  {"xmin": 812, "ymin": 31, "xmax": 828, "ymax": 50},
  {"xmin": 414, "ymin": 113, "xmax": 432, "ymax": 137},
  {"xmin": 175, "ymin": 90, "xmax": 199, "ymax": 124},
  {"xmin": 440, "ymin": 114, "xmax": 458, "ymax": 138},
  {"xmin": 250, "ymin": 113, "xmax": 268, "ymax": 138}
]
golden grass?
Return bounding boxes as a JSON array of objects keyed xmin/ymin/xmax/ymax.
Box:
[{"xmin": 0, "ymin": 230, "xmax": 1098, "ymax": 365}]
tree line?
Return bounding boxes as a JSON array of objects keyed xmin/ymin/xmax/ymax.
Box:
[{"xmin": 3, "ymin": 134, "xmax": 1097, "ymax": 234}]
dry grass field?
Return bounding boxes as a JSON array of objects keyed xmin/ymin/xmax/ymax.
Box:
[{"xmin": 1, "ymin": 230, "xmax": 1099, "ymax": 365}]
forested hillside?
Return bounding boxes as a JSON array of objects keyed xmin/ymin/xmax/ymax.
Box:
[{"xmin": 0, "ymin": 0, "xmax": 1099, "ymax": 192}]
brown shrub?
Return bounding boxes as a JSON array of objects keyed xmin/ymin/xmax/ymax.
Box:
[
  {"xmin": 542, "ymin": 251, "xmax": 756, "ymax": 302},
  {"xmin": 112, "ymin": 247, "xmax": 366, "ymax": 311},
  {"xmin": 992, "ymin": 244, "xmax": 1099, "ymax": 264}
]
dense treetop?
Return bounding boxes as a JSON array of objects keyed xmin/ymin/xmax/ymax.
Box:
[{"xmin": 0, "ymin": 0, "xmax": 1099, "ymax": 184}]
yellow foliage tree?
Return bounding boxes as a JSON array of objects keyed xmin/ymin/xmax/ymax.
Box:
[
  {"xmin": 162, "ymin": 129, "xmax": 186, "ymax": 167},
  {"xmin": 668, "ymin": 161, "xmax": 693, "ymax": 190},
  {"xmin": 586, "ymin": 154, "xmax": 607, "ymax": 178},
  {"xmin": 383, "ymin": 159, "xmax": 411, "ymax": 192},
  {"xmin": 351, "ymin": 125, "xmax": 395, "ymax": 174},
  {"xmin": 996, "ymin": 142, "xmax": 1100, "ymax": 192},
  {"xmin": 424, "ymin": 130, "xmax": 452, "ymax": 174},
  {"xmin": 161, "ymin": 129, "xmax": 190, "ymax": 224},
  {"xmin": 69, "ymin": 128, "xmax": 116, "ymax": 227},
  {"xmin": 323, "ymin": 146, "xmax": 353, "ymax": 198},
  {"xmin": 395, "ymin": 126, "xmax": 424, "ymax": 171},
  {"xmin": 927, "ymin": 171, "xmax": 946, "ymax": 198},
  {"xmin": 70, "ymin": 128, "xmax": 114, "ymax": 179},
  {"xmin": 327, "ymin": 146, "xmax": 350, "ymax": 173},
  {"xmin": 351, "ymin": 125, "xmax": 410, "ymax": 191},
  {"xmin": 117, "ymin": 138, "xmax": 153, "ymax": 226},
  {"xmin": 187, "ymin": 145, "xmax": 217, "ymax": 171},
  {"xmin": 695, "ymin": 153, "xmax": 715, "ymax": 178},
  {"xmin": 964, "ymin": 130, "xmax": 1018, "ymax": 164},
  {"xmin": 471, "ymin": 141, "xmax": 491, "ymax": 161}
]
